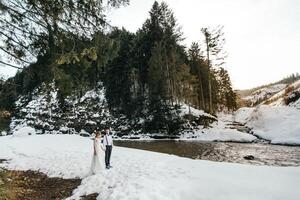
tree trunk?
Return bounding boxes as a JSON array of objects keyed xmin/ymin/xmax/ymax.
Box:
[
  {"xmin": 204, "ymin": 30, "xmax": 213, "ymax": 114},
  {"xmin": 198, "ymin": 74, "xmax": 205, "ymax": 110}
]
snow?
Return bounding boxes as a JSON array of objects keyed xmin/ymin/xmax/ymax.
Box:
[
  {"xmin": 230, "ymin": 105, "xmax": 300, "ymax": 145},
  {"xmin": 12, "ymin": 82, "xmax": 59, "ymax": 131},
  {"xmin": 79, "ymin": 88, "xmax": 105, "ymax": 103},
  {"xmin": 92, "ymin": 113, "xmax": 100, "ymax": 118},
  {"xmin": 11, "ymin": 82, "xmax": 112, "ymax": 137},
  {"xmin": 181, "ymin": 128, "xmax": 256, "ymax": 142},
  {"xmin": 80, "ymin": 129, "xmax": 90, "ymax": 136},
  {"xmin": 247, "ymin": 105, "xmax": 300, "ymax": 145},
  {"xmin": 13, "ymin": 126, "xmax": 36, "ymax": 137},
  {"xmin": 59, "ymin": 126, "xmax": 69, "ymax": 132},
  {"xmin": 176, "ymin": 105, "xmax": 256, "ymax": 142},
  {"xmin": 114, "ymin": 123, "xmax": 257, "ymax": 142},
  {"xmin": 181, "ymin": 116, "xmax": 256, "ymax": 142},
  {"xmin": 1, "ymin": 130, "xmax": 7, "ymax": 136},
  {"xmin": 86, "ymin": 120, "xmax": 97, "ymax": 125},
  {"xmin": 0, "ymin": 134, "xmax": 299, "ymax": 200},
  {"xmin": 234, "ymin": 107, "xmax": 255, "ymax": 124},
  {"xmin": 178, "ymin": 103, "xmax": 216, "ymax": 119}
]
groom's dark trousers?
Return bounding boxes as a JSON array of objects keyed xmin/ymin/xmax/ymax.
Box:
[{"xmin": 105, "ymin": 145, "xmax": 112, "ymax": 167}]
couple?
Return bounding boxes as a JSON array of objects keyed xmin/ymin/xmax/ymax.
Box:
[{"xmin": 90, "ymin": 127, "xmax": 113, "ymax": 175}]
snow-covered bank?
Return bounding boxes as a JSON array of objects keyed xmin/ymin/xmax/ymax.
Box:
[
  {"xmin": 180, "ymin": 122, "xmax": 256, "ymax": 142},
  {"xmin": 116, "ymin": 124, "xmax": 257, "ymax": 142},
  {"xmin": 247, "ymin": 106, "xmax": 300, "ymax": 145},
  {"xmin": 1, "ymin": 134, "xmax": 300, "ymax": 200},
  {"xmin": 233, "ymin": 106, "xmax": 300, "ymax": 145}
]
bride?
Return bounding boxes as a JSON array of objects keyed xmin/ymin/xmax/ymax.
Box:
[{"xmin": 89, "ymin": 131, "xmax": 105, "ymax": 175}]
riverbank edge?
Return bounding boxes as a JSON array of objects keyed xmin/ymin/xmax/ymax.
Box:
[{"xmin": 113, "ymin": 138, "xmax": 300, "ymax": 147}]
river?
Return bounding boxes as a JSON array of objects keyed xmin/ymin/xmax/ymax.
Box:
[{"xmin": 115, "ymin": 140, "xmax": 300, "ymax": 167}]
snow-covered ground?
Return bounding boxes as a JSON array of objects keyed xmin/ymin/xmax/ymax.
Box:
[{"xmin": 0, "ymin": 134, "xmax": 300, "ymax": 200}]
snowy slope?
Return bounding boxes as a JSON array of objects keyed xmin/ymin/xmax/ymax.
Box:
[
  {"xmin": 247, "ymin": 105, "xmax": 300, "ymax": 145},
  {"xmin": 176, "ymin": 104, "xmax": 256, "ymax": 142},
  {"xmin": 9, "ymin": 82, "xmax": 256, "ymax": 142},
  {"xmin": 11, "ymin": 82, "xmax": 112, "ymax": 136},
  {"xmin": 181, "ymin": 127, "xmax": 256, "ymax": 142},
  {"xmin": 180, "ymin": 115, "xmax": 256, "ymax": 142},
  {"xmin": 233, "ymin": 105, "xmax": 300, "ymax": 145},
  {"xmin": 234, "ymin": 107, "xmax": 255, "ymax": 124},
  {"xmin": 1, "ymin": 134, "xmax": 300, "ymax": 200}
]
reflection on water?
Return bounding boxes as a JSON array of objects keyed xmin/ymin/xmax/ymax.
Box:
[{"xmin": 115, "ymin": 140, "xmax": 300, "ymax": 167}]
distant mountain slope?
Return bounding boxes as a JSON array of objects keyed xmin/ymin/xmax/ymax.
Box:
[
  {"xmin": 266, "ymin": 80, "xmax": 300, "ymax": 108},
  {"xmin": 238, "ymin": 73, "xmax": 300, "ymax": 106},
  {"xmin": 242, "ymin": 83, "xmax": 287, "ymax": 106}
]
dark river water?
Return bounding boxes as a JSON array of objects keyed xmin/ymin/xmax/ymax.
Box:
[{"xmin": 115, "ymin": 140, "xmax": 300, "ymax": 167}]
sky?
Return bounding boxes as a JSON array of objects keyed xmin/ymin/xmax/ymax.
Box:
[
  {"xmin": 1, "ymin": 0, "xmax": 299, "ymax": 89},
  {"xmin": 107, "ymin": 0, "xmax": 300, "ymax": 89}
]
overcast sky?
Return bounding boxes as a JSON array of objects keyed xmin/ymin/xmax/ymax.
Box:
[{"xmin": 1, "ymin": 0, "xmax": 299, "ymax": 89}]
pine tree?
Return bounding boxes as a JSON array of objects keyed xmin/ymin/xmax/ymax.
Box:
[
  {"xmin": 188, "ymin": 42, "xmax": 207, "ymax": 111},
  {"xmin": 201, "ymin": 26, "xmax": 227, "ymax": 113},
  {"xmin": 217, "ymin": 67, "xmax": 237, "ymax": 111},
  {"xmin": 105, "ymin": 29, "xmax": 137, "ymax": 116}
]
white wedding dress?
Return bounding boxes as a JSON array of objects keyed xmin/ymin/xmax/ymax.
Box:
[{"xmin": 89, "ymin": 137, "xmax": 105, "ymax": 175}]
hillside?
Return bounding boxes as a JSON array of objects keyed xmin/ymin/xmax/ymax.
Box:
[
  {"xmin": 242, "ymin": 83, "xmax": 287, "ymax": 106},
  {"xmin": 239, "ymin": 74, "xmax": 300, "ymax": 106},
  {"xmin": 265, "ymin": 80, "xmax": 300, "ymax": 108},
  {"xmin": 1, "ymin": 80, "xmax": 259, "ymax": 143}
]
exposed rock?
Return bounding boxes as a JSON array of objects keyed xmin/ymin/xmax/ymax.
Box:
[{"xmin": 243, "ymin": 155, "xmax": 255, "ymax": 160}]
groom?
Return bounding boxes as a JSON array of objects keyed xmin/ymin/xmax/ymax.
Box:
[{"xmin": 103, "ymin": 126, "xmax": 113, "ymax": 169}]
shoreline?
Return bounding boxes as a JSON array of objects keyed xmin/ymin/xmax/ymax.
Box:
[
  {"xmin": 114, "ymin": 137, "xmax": 300, "ymax": 147},
  {"xmin": 2, "ymin": 133, "xmax": 300, "ymax": 147}
]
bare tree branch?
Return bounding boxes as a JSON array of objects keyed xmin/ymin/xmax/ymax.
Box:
[{"xmin": 0, "ymin": 60, "xmax": 23, "ymax": 69}]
